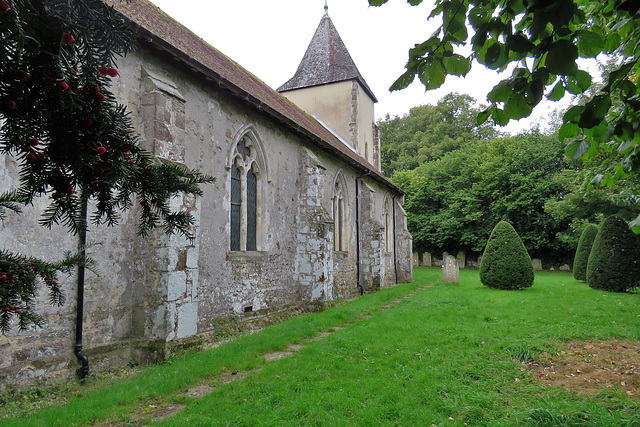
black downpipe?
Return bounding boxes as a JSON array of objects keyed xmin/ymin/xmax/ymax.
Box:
[
  {"xmin": 392, "ymin": 194, "xmax": 398, "ymax": 284},
  {"xmin": 355, "ymin": 170, "xmax": 371, "ymax": 295},
  {"xmin": 75, "ymin": 196, "xmax": 89, "ymax": 379}
]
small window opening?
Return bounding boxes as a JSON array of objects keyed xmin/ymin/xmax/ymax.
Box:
[{"xmin": 244, "ymin": 305, "xmax": 253, "ymax": 313}]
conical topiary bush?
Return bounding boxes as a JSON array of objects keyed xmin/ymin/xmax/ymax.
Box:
[
  {"xmin": 573, "ymin": 224, "xmax": 599, "ymax": 281},
  {"xmin": 587, "ymin": 215, "xmax": 640, "ymax": 292},
  {"xmin": 479, "ymin": 221, "xmax": 534, "ymax": 290}
]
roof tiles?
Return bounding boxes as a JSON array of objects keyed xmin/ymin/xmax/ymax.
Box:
[{"xmin": 103, "ymin": 0, "xmax": 397, "ymax": 192}]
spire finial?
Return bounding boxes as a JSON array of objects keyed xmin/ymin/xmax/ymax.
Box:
[{"xmin": 324, "ymin": 0, "xmax": 328, "ymax": 15}]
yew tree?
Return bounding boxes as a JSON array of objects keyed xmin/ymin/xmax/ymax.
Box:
[
  {"xmin": 0, "ymin": 0, "xmax": 214, "ymax": 332},
  {"xmin": 370, "ymin": 0, "xmax": 640, "ymax": 229}
]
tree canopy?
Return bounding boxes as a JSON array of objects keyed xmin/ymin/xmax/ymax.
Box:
[
  {"xmin": 0, "ymin": 0, "xmax": 214, "ymax": 332},
  {"xmin": 370, "ymin": 0, "xmax": 640, "ymax": 227},
  {"xmin": 378, "ymin": 92, "xmax": 497, "ymax": 176},
  {"xmin": 394, "ymin": 129, "xmax": 571, "ymax": 259}
]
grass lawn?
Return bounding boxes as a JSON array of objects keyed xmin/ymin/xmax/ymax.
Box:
[{"xmin": 3, "ymin": 267, "xmax": 640, "ymax": 426}]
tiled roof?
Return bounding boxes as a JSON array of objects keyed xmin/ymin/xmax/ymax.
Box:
[
  {"xmin": 277, "ymin": 12, "xmax": 377, "ymax": 103},
  {"xmin": 103, "ymin": 0, "xmax": 398, "ymax": 193}
]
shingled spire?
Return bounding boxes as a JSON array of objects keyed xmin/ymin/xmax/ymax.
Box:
[{"xmin": 277, "ymin": 10, "xmax": 377, "ymax": 102}]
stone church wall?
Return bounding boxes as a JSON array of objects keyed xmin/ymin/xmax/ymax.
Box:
[{"xmin": 0, "ymin": 46, "xmax": 412, "ymax": 388}]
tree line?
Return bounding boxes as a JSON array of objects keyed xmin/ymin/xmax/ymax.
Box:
[{"xmin": 380, "ymin": 93, "xmax": 640, "ymax": 262}]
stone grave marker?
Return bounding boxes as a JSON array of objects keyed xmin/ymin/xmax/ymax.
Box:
[
  {"xmin": 442, "ymin": 255, "xmax": 459, "ymax": 284},
  {"xmin": 422, "ymin": 252, "xmax": 432, "ymax": 267}
]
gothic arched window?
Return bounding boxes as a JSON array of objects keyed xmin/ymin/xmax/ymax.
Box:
[
  {"xmin": 384, "ymin": 195, "xmax": 394, "ymax": 253},
  {"xmin": 230, "ymin": 134, "xmax": 262, "ymax": 251},
  {"xmin": 332, "ymin": 171, "xmax": 348, "ymax": 252}
]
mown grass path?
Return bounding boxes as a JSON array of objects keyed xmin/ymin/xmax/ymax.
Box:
[{"xmin": 7, "ymin": 268, "xmax": 640, "ymax": 426}]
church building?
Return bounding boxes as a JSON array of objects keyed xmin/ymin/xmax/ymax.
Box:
[{"xmin": 0, "ymin": 0, "xmax": 412, "ymax": 386}]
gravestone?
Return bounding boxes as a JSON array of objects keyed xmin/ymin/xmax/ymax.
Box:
[
  {"xmin": 456, "ymin": 251, "xmax": 466, "ymax": 269},
  {"xmin": 422, "ymin": 252, "xmax": 432, "ymax": 267},
  {"xmin": 559, "ymin": 264, "xmax": 571, "ymax": 271},
  {"xmin": 442, "ymin": 255, "xmax": 459, "ymax": 283},
  {"xmin": 532, "ymin": 259, "xmax": 543, "ymax": 270},
  {"xmin": 413, "ymin": 252, "xmax": 420, "ymax": 267}
]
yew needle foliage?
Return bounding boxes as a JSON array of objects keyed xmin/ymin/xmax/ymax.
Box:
[
  {"xmin": 0, "ymin": 0, "xmax": 214, "ymax": 332},
  {"xmin": 586, "ymin": 215, "xmax": 640, "ymax": 292},
  {"xmin": 572, "ymin": 223, "xmax": 598, "ymax": 281},
  {"xmin": 479, "ymin": 221, "xmax": 534, "ymax": 290}
]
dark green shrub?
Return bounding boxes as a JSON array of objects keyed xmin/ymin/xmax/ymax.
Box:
[
  {"xmin": 479, "ymin": 221, "xmax": 534, "ymax": 290},
  {"xmin": 573, "ymin": 224, "xmax": 599, "ymax": 281},
  {"xmin": 587, "ymin": 215, "xmax": 640, "ymax": 292}
]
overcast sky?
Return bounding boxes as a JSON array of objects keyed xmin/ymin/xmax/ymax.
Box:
[{"xmin": 147, "ymin": 0, "xmax": 564, "ymax": 133}]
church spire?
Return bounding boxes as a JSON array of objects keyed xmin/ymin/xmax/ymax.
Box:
[{"xmin": 277, "ymin": 7, "xmax": 377, "ymax": 102}]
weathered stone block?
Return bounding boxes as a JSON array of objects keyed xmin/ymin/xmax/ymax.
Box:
[{"xmin": 177, "ymin": 302, "xmax": 198, "ymax": 339}]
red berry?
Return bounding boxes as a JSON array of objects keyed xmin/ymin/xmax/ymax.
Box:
[
  {"xmin": 107, "ymin": 68, "xmax": 119, "ymax": 77},
  {"xmin": 14, "ymin": 309, "xmax": 20, "ymax": 313},
  {"xmin": 29, "ymin": 138, "xmax": 38, "ymax": 146},
  {"xmin": 18, "ymin": 269, "xmax": 23, "ymax": 273},
  {"xmin": 58, "ymin": 81, "xmax": 69, "ymax": 90},
  {"xmin": 96, "ymin": 146, "xmax": 106, "ymax": 155},
  {"xmin": 51, "ymin": 280, "xmax": 57, "ymax": 285},
  {"xmin": 91, "ymin": 85, "xmax": 100, "ymax": 93},
  {"xmin": 98, "ymin": 66, "xmax": 109, "ymax": 76},
  {"xmin": 15, "ymin": 70, "xmax": 29, "ymax": 81},
  {"xmin": 26, "ymin": 153, "xmax": 36, "ymax": 162},
  {"xmin": 0, "ymin": 1, "xmax": 9, "ymax": 13},
  {"xmin": 96, "ymin": 93, "xmax": 105, "ymax": 102},
  {"xmin": 62, "ymin": 33, "xmax": 74, "ymax": 43},
  {"xmin": 5, "ymin": 100, "xmax": 16, "ymax": 110},
  {"xmin": 4, "ymin": 307, "xmax": 10, "ymax": 312}
]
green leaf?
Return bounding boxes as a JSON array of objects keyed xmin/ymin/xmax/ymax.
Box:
[
  {"xmin": 504, "ymin": 94, "xmax": 533, "ymax": 119},
  {"xmin": 408, "ymin": 0, "xmax": 423, "ymax": 5},
  {"xmin": 443, "ymin": 54, "xmax": 471, "ymax": 76},
  {"xmin": 565, "ymin": 138, "xmax": 590, "ymax": 159},
  {"xmin": 477, "ymin": 106, "xmax": 494, "ymax": 125},
  {"xmin": 488, "ymin": 80, "xmax": 512, "ymax": 103},
  {"xmin": 418, "ymin": 58, "xmax": 446, "ymax": 90},
  {"xmin": 368, "ymin": 0, "xmax": 389, "ymax": 5},
  {"xmin": 390, "ymin": 69, "xmax": 416, "ymax": 92},
  {"xmin": 575, "ymin": 30, "xmax": 605, "ymax": 57},
  {"xmin": 563, "ymin": 105, "xmax": 584, "ymax": 123},
  {"xmin": 559, "ymin": 122, "xmax": 580, "ymax": 141},
  {"xmin": 506, "ymin": 34, "xmax": 535, "ymax": 53},
  {"xmin": 579, "ymin": 94, "xmax": 611, "ymax": 129},
  {"xmin": 604, "ymin": 32, "xmax": 622, "ymax": 53},
  {"xmin": 574, "ymin": 70, "xmax": 592, "ymax": 92},
  {"xmin": 443, "ymin": 0, "xmax": 468, "ymax": 44},
  {"xmin": 617, "ymin": 80, "xmax": 637, "ymax": 98},
  {"xmin": 546, "ymin": 39, "xmax": 579, "ymax": 75},
  {"xmin": 410, "ymin": 36, "xmax": 440, "ymax": 59},
  {"xmin": 484, "ymin": 42, "xmax": 508, "ymax": 70},
  {"xmin": 491, "ymin": 107, "xmax": 509, "ymax": 126},
  {"xmin": 607, "ymin": 62, "xmax": 635, "ymax": 90},
  {"xmin": 526, "ymin": 78, "xmax": 545, "ymax": 106},
  {"xmin": 547, "ymin": 81, "xmax": 566, "ymax": 101}
]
